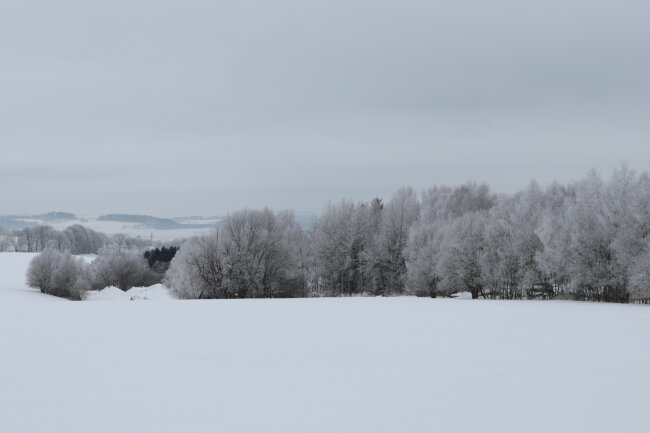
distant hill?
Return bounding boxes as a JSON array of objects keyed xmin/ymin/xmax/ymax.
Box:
[
  {"xmin": 172, "ymin": 216, "xmax": 223, "ymax": 224},
  {"xmin": 0, "ymin": 211, "xmax": 312, "ymax": 233},
  {"xmin": 33, "ymin": 212, "xmax": 77, "ymax": 221},
  {"xmin": 98, "ymin": 214, "xmax": 215, "ymax": 230},
  {"xmin": 0, "ymin": 212, "xmax": 76, "ymax": 230},
  {"xmin": 175, "ymin": 214, "xmax": 317, "ymax": 229},
  {"xmin": 0, "ymin": 216, "xmax": 37, "ymax": 230}
]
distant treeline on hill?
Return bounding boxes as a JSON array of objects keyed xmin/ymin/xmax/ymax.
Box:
[
  {"xmin": 0, "ymin": 213, "xmax": 220, "ymax": 231},
  {"xmin": 0, "ymin": 224, "xmax": 158, "ymax": 254},
  {"xmin": 35, "ymin": 212, "xmax": 77, "ymax": 221},
  {"xmin": 0, "ymin": 212, "xmax": 77, "ymax": 230}
]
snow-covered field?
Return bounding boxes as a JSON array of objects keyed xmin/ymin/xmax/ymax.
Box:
[{"xmin": 1, "ymin": 252, "xmax": 648, "ymax": 433}]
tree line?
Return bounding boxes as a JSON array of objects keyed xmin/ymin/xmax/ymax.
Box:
[
  {"xmin": 22, "ymin": 166, "xmax": 650, "ymax": 303},
  {"xmin": 166, "ymin": 166, "xmax": 650, "ymax": 303}
]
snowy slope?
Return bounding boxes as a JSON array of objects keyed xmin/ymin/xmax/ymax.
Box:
[{"xmin": 0, "ymin": 253, "xmax": 649, "ymax": 433}]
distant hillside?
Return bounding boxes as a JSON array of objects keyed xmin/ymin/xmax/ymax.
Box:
[
  {"xmin": 0, "ymin": 212, "xmax": 314, "ymax": 232},
  {"xmin": 0, "ymin": 216, "xmax": 37, "ymax": 230},
  {"xmin": 33, "ymin": 212, "xmax": 77, "ymax": 221},
  {"xmin": 175, "ymin": 214, "xmax": 316, "ymax": 229},
  {"xmin": 0, "ymin": 212, "xmax": 76, "ymax": 230},
  {"xmin": 172, "ymin": 216, "xmax": 222, "ymax": 223},
  {"xmin": 98, "ymin": 214, "xmax": 215, "ymax": 230}
]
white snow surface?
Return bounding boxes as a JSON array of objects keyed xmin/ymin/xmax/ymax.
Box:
[{"xmin": 1, "ymin": 252, "xmax": 649, "ymax": 433}]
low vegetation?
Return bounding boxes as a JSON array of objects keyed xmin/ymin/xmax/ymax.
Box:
[{"xmin": 26, "ymin": 247, "xmax": 169, "ymax": 299}]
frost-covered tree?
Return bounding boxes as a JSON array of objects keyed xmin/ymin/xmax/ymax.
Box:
[
  {"xmin": 165, "ymin": 209, "xmax": 307, "ymax": 299},
  {"xmin": 405, "ymin": 220, "xmax": 444, "ymax": 297},
  {"xmin": 604, "ymin": 167, "xmax": 650, "ymax": 281},
  {"xmin": 628, "ymin": 240, "xmax": 650, "ymax": 303},
  {"xmin": 365, "ymin": 187, "xmax": 419, "ymax": 295},
  {"xmin": 480, "ymin": 183, "xmax": 545, "ymax": 298},
  {"xmin": 222, "ymin": 209, "xmax": 304, "ymax": 298},
  {"xmin": 0, "ymin": 228, "xmax": 11, "ymax": 252},
  {"xmin": 565, "ymin": 172, "xmax": 628, "ymax": 302},
  {"xmin": 280, "ymin": 213, "xmax": 312, "ymax": 298},
  {"xmin": 165, "ymin": 234, "xmax": 225, "ymax": 299},
  {"xmin": 536, "ymin": 204, "xmax": 573, "ymax": 296},
  {"xmin": 9, "ymin": 230, "xmax": 26, "ymax": 252},
  {"xmin": 6, "ymin": 224, "xmax": 146, "ymax": 254},
  {"xmin": 446, "ymin": 182, "xmax": 496, "ymax": 219},
  {"xmin": 108, "ymin": 233, "xmax": 150, "ymax": 252},
  {"xmin": 480, "ymin": 207, "xmax": 520, "ymax": 298},
  {"xmin": 63, "ymin": 225, "xmax": 108, "ymax": 254},
  {"xmin": 312, "ymin": 200, "xmax": 373, "ymax": 295},
  {"xmin": 405, "ymin": 182, "xmax": 495, "ymax": 297},
  {"xmin": 437, "ymin": 212, "xmax": 487, "ymax": 298}
]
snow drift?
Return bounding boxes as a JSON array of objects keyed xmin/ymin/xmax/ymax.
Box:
[{"xmin": 85, "ymin": 284, "xmax": 172, "ymax": 301}]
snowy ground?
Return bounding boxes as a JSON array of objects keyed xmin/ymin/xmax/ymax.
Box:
[{"xmin": 1, "ymin": 253, "xmax": 649, "ymax": 433}]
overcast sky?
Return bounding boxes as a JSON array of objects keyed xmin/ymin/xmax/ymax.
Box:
[{"xmin": 1, "ymin": 0, "xmax": 649, "ymax": 216}]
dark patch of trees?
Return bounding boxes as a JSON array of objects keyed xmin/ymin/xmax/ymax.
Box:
[{"xmin": 144, "ymin": 246, "xmax": 178, "ymax": 272}]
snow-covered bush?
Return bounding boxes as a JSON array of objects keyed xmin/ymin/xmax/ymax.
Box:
[
  {"xmin": 26, "ymin": 247, "xmax": 163, "ymax": 299},
  {"xmin": 90, "ymin": 247, "xmax": 160, "ymax": 291},
  {"xmin": 26, "ymin": 248, "xmax": 89, "ymax": 300}
]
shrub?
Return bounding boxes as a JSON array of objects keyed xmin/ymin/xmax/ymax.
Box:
[
  {"xmin": 26, "ymin": 248, "xmax": 89, "ymax": 300},
  {"xmin": 91, "ymin": 248, "xmax": 161, "ymax": 291}
]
